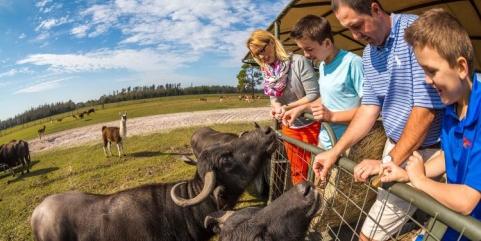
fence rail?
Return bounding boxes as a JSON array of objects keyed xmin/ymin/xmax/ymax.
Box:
[{"xmin": 270, "ymin": 124, "xmax": 481, "ymax": 241}]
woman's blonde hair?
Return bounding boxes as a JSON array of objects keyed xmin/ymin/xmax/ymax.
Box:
[{"xmin": 247, "ymin": 29, "xmax": 289, "ymax": 67}]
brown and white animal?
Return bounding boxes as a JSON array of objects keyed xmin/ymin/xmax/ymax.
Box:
[
  {"xmin": 31, "ymin": 126, "xmax": 277, "ymax": 241},
  {"xmin": 101, "ymin": 112, "xmax": 127, "ymax": 157},
  {"xmin": 37, "ymin": 125, "xmax": 46, "ymax": 140},
  {"xmin": 87, "ymin": 108, "xmax": 95, "ymax": 115}
]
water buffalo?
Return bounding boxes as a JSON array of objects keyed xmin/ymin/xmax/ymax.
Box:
[
  {"xmin": 205, "ymin": 181, "xmax": 321, "ymax": 241},
  {"xmin": 0, "ymin": 140, "xmax": 30, "ymax": 176},
  {"xmin": 184, "ymin": 123, "xmax": 271, "ymax": 200},
  {"xmin": 31, "ymin": 125, "xmax": 277, "ymax": 241}
]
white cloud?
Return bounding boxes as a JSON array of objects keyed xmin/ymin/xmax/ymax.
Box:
[
  {"xmin": 71, "ymin": 25, "xmax": 89, "ymax": 38},
  {"xmin": 14, "ymin": 78, "xmax": 67, "ymax": 94},
  {"xmin": 35, "ymin": 0, "xmax": 50, "ymax": 9},
  {"xmin": 71, "ymin": 0, "xmax": 287, "ymax": 62},
  {"xmin": 0, "ymin": 67, "xmax": 32, "ymax": 78},
  {"xmin": 35, "ymin": 32, "xmax": 49, "ymax": 41},
  {"xmin": 18, "ymin": 33, "xmax": 26, "ymax": 39},
  {"xmin": 17, "ymin": 48, "xmax": 198, "ymax": 73},
  {"xmin": 36, "ymin": 17, "xmax": 69, "ymax": 31}
]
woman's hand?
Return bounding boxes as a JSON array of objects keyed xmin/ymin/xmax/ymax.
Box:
[
  {"xmin": 281, "ymin": 105, "xmax": 303, "ymax": 126},
  {"xmin": 270, "ymin": 105, "xmax": 285, "ymax": 120}
]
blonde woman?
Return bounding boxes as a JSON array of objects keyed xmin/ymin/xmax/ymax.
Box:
[{"xmin": 247, "ymin": 29, "xmax": 320, "ymax": 184}]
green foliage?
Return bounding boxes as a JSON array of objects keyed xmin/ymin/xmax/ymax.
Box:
[
  {"xmin": 0, "ymin": 122, "xmax": 269, "ymax": 241},
  {"xmin": 237, "ymin": 64, "xmax": 263, "ymax": 95}
]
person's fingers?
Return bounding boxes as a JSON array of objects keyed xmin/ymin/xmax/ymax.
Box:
[
  {"xmin": 320, "ymin": 166, "xmax": 329, "ymax": 182},
  {"xmin": 412, "ymin": 151, "xmax": 422, "ymax": 159},
  {"xmin": 360, "ymin": 171, "xmax": 370, "ymax": 182}
]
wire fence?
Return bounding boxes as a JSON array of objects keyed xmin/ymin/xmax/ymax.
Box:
[{"xmin": 268, "ymin": 121, "xmax": 481, "ymax": 241}]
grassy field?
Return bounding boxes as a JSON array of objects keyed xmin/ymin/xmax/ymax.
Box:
[
  {"xmin": 0, "ymin": 122, "xmax": 269, "ymax": 241},
  {"xmin": 0, "ymin": 94, "xmax": 269, "ymax": 144}
]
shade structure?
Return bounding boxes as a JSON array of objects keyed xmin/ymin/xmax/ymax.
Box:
[{"xmin": 243, "ymin": 0, "xmax": 481, "ymax": 71}]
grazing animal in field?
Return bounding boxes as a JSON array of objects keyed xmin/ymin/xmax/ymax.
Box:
[
  {"xmin": 205, "ymin": 181, "xmax": 321, "ymax": 241},
  {"xmin": 71, "ymin": 114, "xmax": 78, "ymax": 119},
  {"xmin": 87, "ymin": 108, "xmax": 95, "ymax": 115},
  {"xmin": 0, "ymin": 140, "xmax": 30, "ymax": 176},
  {"xmin": 199, "ymin": 98, "xmax": 207, "ymax": 102},
  {"xmin": 56, "ymin": 118, "xmax": 63, "ymax": 122},
  {"xmin": 37, "ymin": 125, "xmax": 46, "ymax": 140},
  {"xmin": 183, "ymin": 124, "xmax": 272, "ymax": 200},
  {"xmin": 31, "ymin": 125, "xmax": 277, "ymax": 241},
  {"xmin": 101, "ymin": 112, "xmax": 127, "ymax": 157},
  {"xmin": 78, "ymin": 112, "xmax": 85, "ymax": 119},
  {"xmin": 219, "ymin": 96, "xmax": 224, "ymax": 102}
]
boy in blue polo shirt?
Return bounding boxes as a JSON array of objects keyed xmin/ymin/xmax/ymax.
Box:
[{"xmin": 381, "ymin": 8, "xmax": 481, "ymax": 241}]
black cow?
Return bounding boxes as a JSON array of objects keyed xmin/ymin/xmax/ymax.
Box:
[
  {"xmin": 205, "ymin": 181, "xmax": 321, "ymax": 241},
  {"xmin": 183, "ymin": 123, "xmax": 272, "ymax": 200},
  {"xmin": 0, "ymin": 140, "xmax": 30, "ymax": 176},
  {"xmin": 31, "ymin": 125, "xmax": 277, "ymax": 241}
]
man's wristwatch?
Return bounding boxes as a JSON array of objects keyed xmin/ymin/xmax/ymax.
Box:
[{"xmin": 382, "ymin": 154, "xmax": 393, "ymax": 163}]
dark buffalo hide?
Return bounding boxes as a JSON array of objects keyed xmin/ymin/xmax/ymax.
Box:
[
  {"xmin": 205, "ymin": 181, "xmax": 321, "ymax": 241},
  {"xmin": 0, "ymin": 140, "xmax": 30, "ymax": 176},
  {"xmin": 185, "ymin": 123, "xmax": 272, "ymax": 200},
  {"xmin": 31, "ymin": 125, "xmax": 276, "ymax": 241}
]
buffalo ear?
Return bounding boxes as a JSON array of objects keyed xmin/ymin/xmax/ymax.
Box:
[
  {"xmin": 254, "ymin": 122, "xmax": 261, "ymax": 128},
  {"xmin": 204, "ymin": 210, "xmax": 235, "ymax": 233}
]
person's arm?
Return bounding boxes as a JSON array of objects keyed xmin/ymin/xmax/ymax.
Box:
[
  {"xmin": 407, "ymin": 152, "xmax": 481, "ymax": 215},
  {"xmin": 380, "ymin": 150, "xmax": 445, "ymax": 183},
  {"xmin": 270, "ymin": 97, "xmax": 283, "ymax": 119},
  {"xmin": 329, "ymin": 108, "xmax": 359, "ymax": 123},
  {"xmin": 288, "ymin": 55, "xmax": 319, "ymax": 110},
  {"xmin": 388, "ymin": 107, "xmax": 436, "ymax": 165},
  {"xmin": 424, "ymin": 150, "xmax": 445, "ymax": 178},
  {"xmin": 313, "ymin": 104, "xmax": 380, "ymax": 181}
]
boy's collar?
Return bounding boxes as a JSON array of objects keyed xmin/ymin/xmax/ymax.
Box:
[{"xmin": 459, "ymin": 74, "xmax": 480, "ymax": 126}]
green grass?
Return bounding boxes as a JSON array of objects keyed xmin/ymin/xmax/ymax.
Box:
[
  {"xmin": 0, "ymin": 122, "xmax": 268, "ymax": 241},
  {"xmin": 0, "ymin": 94, "xmax": 269, "ymax": 144}
]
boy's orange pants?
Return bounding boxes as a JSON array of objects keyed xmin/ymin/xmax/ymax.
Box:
[{"xmin": 281, "ymin": 122, "xmax": 320, "ymax": 185}]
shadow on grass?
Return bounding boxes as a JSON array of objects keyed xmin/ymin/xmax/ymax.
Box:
[
  {"xmin": 0, "ymin": 160, "xmax": 41, "ymax": 180},
  {"xmin": 6, "ymin": 167, "xmax": 59, "ymax": 184}
]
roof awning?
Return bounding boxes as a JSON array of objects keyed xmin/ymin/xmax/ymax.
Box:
[{"xmin": 243, "ymin": 0, "xmax": 481, "ymax": 71}]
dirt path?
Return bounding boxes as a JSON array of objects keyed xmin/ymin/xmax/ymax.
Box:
[{"xmin": 29, "ymin": 107, "xmax": 272, "ymax": 153}]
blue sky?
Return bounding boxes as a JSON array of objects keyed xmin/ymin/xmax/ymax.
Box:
[{"xmin": 0, "ymin": 0, "xmax": 289, "ymax": 120}]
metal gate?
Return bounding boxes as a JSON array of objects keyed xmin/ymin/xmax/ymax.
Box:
[{"xmin": 268, "ymin": 121, "xmax": 481, "ymax": 241}]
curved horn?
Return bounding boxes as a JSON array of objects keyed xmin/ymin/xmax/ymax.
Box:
[{"xmin": 170, "ymin": 171, "xmax": 216, "ymax": 207}]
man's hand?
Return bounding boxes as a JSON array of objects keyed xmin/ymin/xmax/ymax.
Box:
[
  {"xmin": 405, "ymin": 151, "xmax": 427, "ymax": 187},
  {"xmin": 311, "ymin": 102, "xmax": 332, "ymax": 122},
  {"xmin": 380, "ymin": 162, "xmax": 409, "ymax": 183},
  {"xmin": 353, "ymin": 159, "xmax": 382, "ymax": 182},
  {"xmin": 313, "ymin": 149, "xmax": 339, "ymax": 183}
]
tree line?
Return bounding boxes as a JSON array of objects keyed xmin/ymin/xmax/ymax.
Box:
[{"xmin": 0, "ymin": 84, "xmax": 243, "ymax": 131}]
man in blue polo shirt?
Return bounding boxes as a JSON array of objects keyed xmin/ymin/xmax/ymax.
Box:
[
  {"xmin": 312, "ymin": 0, "xmax": 444, "ymax": 240},
  {"xmin": 381, "ymin": 9, "xmax": 481, "ymax": 241}
]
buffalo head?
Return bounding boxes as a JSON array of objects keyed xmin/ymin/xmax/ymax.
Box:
[
  {"xmin": 205, "ymin": 182, "xmax": 321, "ymax": 241},
  {"xmin": 171, "ymin": 124, "xmax": 277, "ymax": 208}
]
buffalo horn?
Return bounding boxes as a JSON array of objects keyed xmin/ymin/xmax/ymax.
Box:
[{"xmin": 171, "ymin": 171, "xmax": 216, "ymax": 207}]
